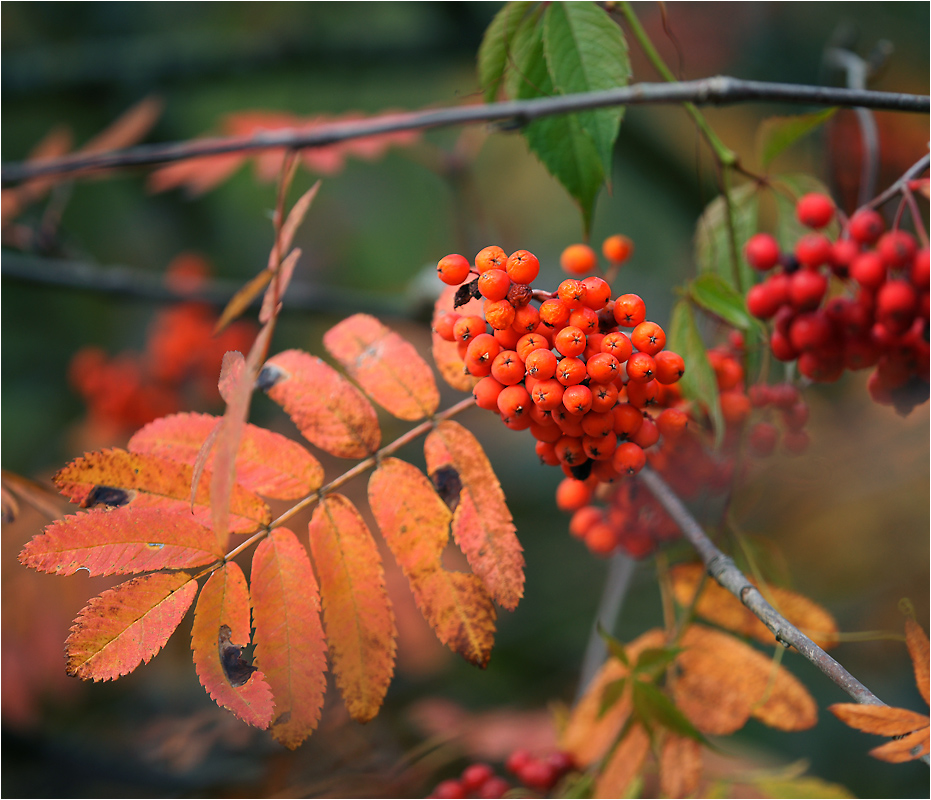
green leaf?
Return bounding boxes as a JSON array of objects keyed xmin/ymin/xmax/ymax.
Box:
[
  {"xmin": 688, "ymin": 272, "xmax": 761, "ymax": 332},
  {"xmin": 597, "ymin": 621, "xmax": 630, "ymax": 667},
  {"xmin": 506, "ymin": 4, "xmax": 611, "ymax": 234},
  {"xmin": 562, "ymin": 773, "xmax": 596, "ymax": 799},
  {"xmin": 772, "ymin": 173, "xmax": 841, "ymax": 252},
  {"xmin": 542, "ymin": 1, "xmax": 630, "ymax": 177},
  {"xmin": 632, "ymin": 646, "xmax": 682, "ymax": 678},
  {"xmin": 755, "ymin": 776, "xmax": 855, "ymax": 799},
  {"xmin": 694, "ymin": 182, "xmax": 759, "ymax": 293},
  {"xmin": 598, "ymin": 677, "xmax": 627, "ymax": 719},
  {"xmin": 756, "ymin": 108, "xmax": 837, "ymax": 168},
  {"xmin": 668, "ymin": 299, "xmax": 722, "ymax": 445},
  {"xmin": 477, "ymin": 1, "xmax": 536, "ymax": 103},
  {"xmin": 631, "ymin": 680, "xmax": 706, "ymax": 743}
]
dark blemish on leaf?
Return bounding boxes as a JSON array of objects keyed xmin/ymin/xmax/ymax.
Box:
[
  {"xmin": 273, "ymin": 710, "xmax": 292, "ymax": 727},
  {"xmin": 83, "ymin": 485, "xmax": 133, "ymax": 509},
  {"xmin": 256, "ymin": 363, "xmax": 287, "ymax": 392},
  {"xmin": 218, "ymin": 624, "xmax": 257, "ymax": 688},
  {"xmin": 430, "ymin": 465, "xmax": 462, "ymax": 513}
]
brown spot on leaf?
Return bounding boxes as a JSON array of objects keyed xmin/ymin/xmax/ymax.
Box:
[
  {"xmin": 218, "ymin": 624, "xmax": 257, "ymax": 688},
  {"xmin": 430, "ymin": 465, "xmax": 462, "ymax": 513},
  {"xmin": 83, "ymin": 484, "xmax": 134, "ymax": 509},
  {"xmin": 256, "ymin": 362, "xmax": 287, "ymax": 392}
]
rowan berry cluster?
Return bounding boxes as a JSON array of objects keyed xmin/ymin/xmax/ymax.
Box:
[
  {"xmin": 426, "ymin": 750, "xmax": 574, "ymax": 799},
  {"xmin": 745, "ymin": 192, "xmax": 929, "ymax": 415},
  {"xmin": 435, "ymin": 243, "xmax": 685, "ymax": 491},
  {"xmin": 562, "ymin": 338, "xmax": 812, "ymax": 559},
  {"xmin": 68, "ymin": 253, "xmax": 256, "ymax": 431}
]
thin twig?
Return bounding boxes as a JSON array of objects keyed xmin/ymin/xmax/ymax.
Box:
[
  {"xmin": 868, "ymin": 153, "xmax": 930, "ymax": 210},
  {"xmin": 3, "ymin": 77, "xmax": 928, "ymax": 186}
]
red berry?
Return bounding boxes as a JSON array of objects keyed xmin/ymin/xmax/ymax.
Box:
[
  {"xmin": 788, "ymin": 268, "xmax": 828, "ymax": 311},
  {"xmin": 461, "ymin": 763, "xmax": 496, "ymax": 793},
  {"xmin": 630, "ymin": 321, "xmax": 666, "ymax": 355},
  {"xmin": 851, "ymin": 251, "xmax": 887, "ymax": 292},
  {"xmin": 476, "ymin": 776, "xmax": 511, "ymax": 799},
  {"xmin": 437, "ymin": 254, "xmax": 472, "ymax": 286},
  {"xmin": 478, "ymin": 269, "xmax": 511, "ymax": 301},
  {"xmin": 912, "ymin": 248, "xmax": 930, "ymax": 290},
  {"xmin": 560, "ymin": 243, "xmax": 598, "ymax": 275},
  {"xmin": 876, "ymin": 280, "xmax": 918, "ymax": 334},
  {"xmin": 877, "ymin": 230, "xmax": 917, "ymax": 268},
  {"xmin": 506, "ymin": 250, "xmax": 540, "ymax": 285},
  {"xmin": 748, "ymin": 421, "xmax": 779, "ymax": 457},
  {"xmin": 430, "ymin": 778, "xmax": 466, "ymax": 799},
  {"xmin": 795, "ymin": 192, "xmax": 835, "ymax": 229},
  {"xmin": 744, "ymin": 233, "xmax": 781, "ymax": 271},
  {"xmin": 847, "ymin": 208, "xmax": 885, "ymax": 245},
  {"xmin": 518, "ymin": 758, "xmax": 558, "ymax": 792},
  {"xmin": 613, "ymin": 294, "xmax": 647, "ymax": 327},
  {"xmin": 602, "ymin": 234, "xmax": 634, "ymax": 264},
  {"xmin": 789, "ymin": 311, "xmax": 833, "ymax": 352},
  {"xmin": 794, "ymin": 233, "xmax": 833, "ymax": 268},
  {"xmin": 475, "ymin": 245, "xmax": 507, "ymax": 272}
]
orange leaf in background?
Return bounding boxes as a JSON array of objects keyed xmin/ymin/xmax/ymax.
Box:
[
  {"xmin": 53, "ymin": 448, "xmax": 271, "ymax": 534},
  {"xmin": 424, "ymin": 420, "xmax": 524, "ymax": 610},
  {"xmin": 251, "ymin": 528, "xmax": 328, "ymax": 749},
  {"xmin": 261, "ymin": 349, "xmax": 381, "ymax": 459},
  {"xmin": 1, "ymin": 124, "xmax": 73, "ymax": 225},
  {"xmin": 129, "ymin": 412, "xmax": 323, "ymax": 501},
  {"xmin": 79, "ymin": 96, "xmax": 163, "ymax": 158},
  {"xmin": 65, "ymin": 571, "xmax": 197, "ymax": 681},
  {"xmin": 560, "ymin": 628, "xmax": 665, "ymax": 766},
  {"xmin": 829, "ymin": 619, "xmax": 930, "ymax": 763},
  {"xmin": 673, "ymin": 625, "xmax": 817, "ymax": 735},
  {"xmin": 431, "ymin": 287, "xmax": 480, "ymax": 393},
  {"xmin": 215, "ymin": 269, "xmax": 274, "ymax": 334},
  {"xmin": 191, "ymin": 562, "xmax": 274, "ymax": 729},
  {"xmin": 324, "ymin": 314, "xmax": 439, "ymax": 421},
  {"xmin": 1, "ymin": 468, "xmax": 66, "ymax": 521},
  {"xmin": 148, "ymin": 151, "xmax": 247, "ymax": 196},
  {"xmin": 308, "ymin": 494, "xmax": 397, "ymax": 723},
  {"xmin": 670, "ymin": 562, "xmax": 839, "ymax": 648},
  {"xmin": 659, "ymin": 733, "xmax": 703, "ymax": 799},
  {"xmin": 594, "ymin": 722, "xmax": 650, "ymax": 799},
  {"xmin": 368, "ymin": 457, "xmax": 495, "ymax": 668},
  {"xmin": 269, "ymin": 180, "xmax": 321, "ymax": 270},
  {"xmin": 20, "ymin": 506, "xmax": 222, "ymax": 576}
]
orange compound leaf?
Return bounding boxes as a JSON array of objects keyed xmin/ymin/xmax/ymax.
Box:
[
  {"xmin": 368, "ymin": 458, "xmax": 496, "ymax": 668},
  {"xmin": 673, "ymin": 625, "xmax": 816, "ymax": 735},
  {"xmin": 829, "ymin": 704, "xmax": 929, "ymax": 738},
  {"xmin": 260, "ymin": 349, "xmax": 381, "ymax": 459},
  {"xmin": 148, "ymin": 151, "xmax": 247, "ymax": 196},
  {"xmin": 424, "ymin": 421, "xmax": 524, "ymax": 611},
  {"xmin": 594, "ymin": 722, "xmax": 651, "ymax": 800},
  {"xmin": 659, "ymin": 734, "xmax": 703, "ymax": 800},
  {"xmin": 432, "ymin": 286, "xmax": 481, "ymax": 393},
  {"xmin": 324, "ymin": 313, "xmax": 440, "ymax": 421},
  {"xmin": 670, "ymin": 562, "xmax": 839, "ymax": 649},
  {"xmin": 906, "ymin": 618, "xmax": 930, "ymax": 706},
  {"xmin": 20, "ymin": 506, "xmax": 222, "ymax": 576},
  {"xmin": 53, "ymin": 449, "xmax": 271, "ymax": 534},
  {"xmin": 80, "ymin": 96, "xmax": 163, "ymax": 157},
  {"xmin": 130, "ymin": 413, "xmax": 323, "ymax": 501},
  {"xmin": 308, "ymin": 495, "xmax": 397, "ymax": 723},
  {"xmin": 560, "ymin": 629, "xmax": 665, "ymax": 767},
  {"xmin": 251, "ymin": 528, "xmax": 328, "ymax": 748},
  {"xmin": 867, "ymin": 727, "xmax": 930, "ymax": 763},
  {"xmin": 65, "ymin": 571, "xmax": 198, "ymax": 681},
  {"xmin": 191, "ymin": 562, "xmax": 274, "ymax": 729}
]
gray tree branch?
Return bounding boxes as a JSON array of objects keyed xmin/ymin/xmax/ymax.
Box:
[{"xmin": 2, "ymin": 76, "xmax": 928, "ymax": 186}]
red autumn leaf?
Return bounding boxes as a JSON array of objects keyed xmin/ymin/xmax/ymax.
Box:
[
  {"xmin": 1, "ymin": 124, "xmax": 73, "ymax": 225},
  {"xmin": 594, "ymin": 722, "xmax": 651, "ymax": 799},
  {"xmin": 191, "ymin": 562, "xmax": 274, "ymax": 729},
  {"xmin": 431, "ymin": 286, "xmax": 481, "ymax": 393},
  {"xmin": 424, "ymin": 420, "xmax": 524, "ymax": 610},
  {"xmin": 79, "ymin": 95, "xmax": 163, "ymax": 158},
  {"xmin": 65, "ymin": 571, "xmax": 198, "ymax": 681},
  {"xmin": 324, "ymin": 314, "xmax": 439, "ymax": 421},
  {"xmin": 215, "ymin": 269, "xmax": 274, "ymax": 334},
  {"xmin": 368, "ymin": 457, "xmax": 496, "ymax": 668},
  {"xmin": 261, "ymin": 349, "xmax": 381, "ymax": 458},
  {"xmin": 906, "ymin": 618, "xmax": 930, "ymax": 706},
  {"xmin": 269, "ymin": 179, "xmax": 321, "ymax": 270},
  {"xmin": 20, "ymin": 506, "xmax": 222, "ymax": 576},
  {"xmin": 308, "ymin": 494, "xmax": 397, "ymax": 723},
  {"xmin": 829, "ymin": 704, "xmax": 929, "ymax": 738},
  {"xmin": 1, "ymin": 468, "xmax": 66, "ymax": 521},
  {"xmin": 867, "ymin": 727, "xmax": 930, "ymax": 763},
  {"xmin": 148, "ymin": 150, "xmax": 246, "ymax": 196},
  {"xmin": 130, "ymin": 412, "xmax": 323, "ymax": 500},
  {"xmin": 53, "ymin": 448, "xmax": 270, "ymax": 534},
  {"xmin": 251, "ymin": 528, "xmax": 328, "ymax": 749}
]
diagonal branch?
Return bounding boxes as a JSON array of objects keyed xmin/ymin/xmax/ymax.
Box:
[{"xmin": 3, "ymin": 76, "xmax": 928, "ymax": 186}]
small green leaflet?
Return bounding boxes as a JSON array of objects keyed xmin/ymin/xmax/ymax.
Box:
[
  {"xmin": 598, "ymin": 677, "xmax": 627, "ymax": 719},
  {"xmin": 632, "ymin": 680, "xmax": 707, "ymax": 744},
  {"xmin": 694, "ymin": 182, "xmax": 759, "ymax": 294},
  {"xmin": 688, "ymin": 272, "xmax": 761, "ymax": 332},
  {"xmin": 756, "ymin": 108, "xmax": 837, "ymax": 168},
  {"xmin": 477, "ymin": 1, "xmax": 535, "ymax": 103}
]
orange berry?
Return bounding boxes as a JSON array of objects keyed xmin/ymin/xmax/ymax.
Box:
[
  {"xmin": 556, "ymin": 478, "xmax": 594, "ymax": 512},
  {"xmin": 583, "ymin": 432, "xmax": 617, "ymax": 461},
  {"xmin": 472, "ymin": 376, "xmax": 505, "ymax": 410},
  {"xmin": 437, "ymin": 254, "xmax": 471, "ymax": 286},
  {"xmin": 516, "ymin": 332, "xmax": 549, "ymax": 361},
  {"xmin": 512, "ymin": 303, "xmax": 540, "ymax": 334},
  {"xmin": 613, "ymin": 294, "xmax": 647, "ymax": 327},
  {"xmin": 613, "ymin": 442, "xmax": 646, "ymax": 476},
  {"xmin": 554, "ymin": 326, "xmax": 587, "ymax": 358},
  {"xmin": 554, "ymin": 435, "xmax": 586, "ymax": 466},
  {"xmin": 626, "ymin": 351, "xmax": 656, "ymax": 382},
  {"xmin": 569, "ymin": 305, "xmax": 599, "ymax": 334},
  {"xmin": 587, "ymin": 352, "xmax": 620, "ymax": 384},
  {"xmin": 581, "ymin": 276, "xmax": 612, "ymax": 310},
  {"xmin": 433, "ymin": 311, "xmax": 460, "ymax": 342},
  {"xmin": 585, "ymin": 523, "xmax": 620, "ymax": 556},
  {"xmin": 478, "ymin": 269, "xmax": 511, "ymax": 301},
  {"xmin": 484, "ymin": 299, "xmax": 517, "ymax": 330},
  {"xmin": 612, "ymin": 403, "xmax": 643, "ymax": 439},
  {"xmin": 560, "ymin": 243, "xmax": 598, "ymax": 275},
  {"xmin": 630, "ymin": 321, "xmax": 666, "ymax": 355},
  {"xmin": 631, "ymin": 416, "xmax": 659, "ymax": 448},
  {"xmin": 590, "ymin": 381, "xmax": 620, "ymax": 413},
  {"xmin": 626, "ymin": 378, "xmax": 658, "ymax": 408},
  {"xmin": 556, "ymin": 356, "xmax": 587, "ymax": 386},
  {"xmin": 497, "ymin": 384, "xmax": 532, "ymax": 419},
  {"xmin": 475, "ymin": 245, "xmax": 506, "ymax": 272},
  {"xmin": 654, "ymin": 350, "xmax": 685, "ymax": 384},
  {"xmin": 494, "ymin": 325, "xmax": 522, "ymax": 350},
  {"xmin": 506, "ymin": 250, "xmax": 540, "ymax": 285},
  {"xmin": 601, "ymin": 331, "xmax": 632, "ymax": 363},
  {"xmin": 602, "ymin": 234, "xmax": 634, "ymax": 264},
  {"xmin": 525, "ymin": 348, "xmax": 558, "ymax": 380},
  {"xmin": 562, "ymin": 384, "xmax": 593, "ymax": 415},
  {"xmin": 557, "ymin": 279, "xmax": 588, "ymax": 309},
  {"xmin": 656, "ymin": 407, "xmax": 689, "ymax": 439},
  {"xmin": 491, "ymin": 350, "xmax": 525, "ymax": 385},
  {"xmin": 453, "ymin": 315, "xmax": 486, "ymax": 343},
  {"xmin": 531, "ymin": 378, "xmax": 564, "ymax": 411},
  {"xmin": 570, "ymin": 506, "xmax": 603, "ymax": 538}
]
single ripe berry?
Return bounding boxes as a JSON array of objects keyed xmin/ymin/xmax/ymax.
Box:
[
  {"xmin": 795, "ymin": 193, "xmax": 835, "ymax": 229},
  {"xmin": 654, "ymin": 350, "xmax": 685, "ymax": 384},
  {"xmin": 491, "ymin": 349, "xmax": 525, "ymax": 385},
  {"xmin": 613, "ymin": 441, "xmax": 646, "ymax": 476},
  {"xmin": 630, "ymin": 321, "xmax": 666, "ymax": 355},
  {"xmin": 556, "ymin": 477, "xmax": 594, "ymax": 511},
  {"xmin": 601, "ymin": 331, "xmax": 633, "ymax": 363},
  {"xmin": 560, "ymin": 243, "xmax": 598, "ymax": 275},
  {"xmin": 877, "ymin": 230, "xmax": 917, "ymax": 268},
  {"xmin": 433, "ymin": 312, "xmax": 460, "ymax": 342},
  {"xmin": 563, "ymin": 384, "xmax": 593, "ymax": 415},
  {"xmin": 437, "ymin": 254, "xmax": 471, "ymax": 285},
  {"xmin": 788, "ymin": 268, "xmax": 828, "ymax": 310},
  {"xmin": 794, "ymin": 233, "xmax": 833, "ymax": 268},
  {"xmin": 497, "ymin": 384, "xmax": 532, "ymax": 419},
  {"xmin": 505, "ymin": 249, "xmax": 540, "ymax": 285},
  {"xmin": 539, "ymin": 298, "xmax": 571, "ymax": 328},
  {"xmin": 461, "ymin": 763, "xmax": 496, "ymax": 794},
  {"xmin": 602, "ymin": 234, "xmax": 634, "ymax": 264},
  {"xmin": 557, "ymin": 278, "xmax": 588, "ymax": 309},
  {"xmin": 851, "ymin": 252, "xmax": 887, "ymax": 291},
  {"xmin": 581, "ymin": 276, "xmax": 612, "ymax": 310},
  {"xmin": 744, "ymin": 233, "xmax": 781, "ymax": 271},
  {"xmin": 477, "ymin": 269, "xmax": 511, "ymax": 301},
  {"xmin": 626, "ymin": 351, "xmax": 656, "ymax": 382},
  {"xmin": 453, "ymin": 315, "xmax": 486, "ymax": 343},
  {"xmin": 525, "ymin": 348, "xmax": 558, "ymax": 380},
  {"xmin": 613, "ymin": 294, "xmax": 647, "ymax": 327},
  {"xmin": 484, "ymin": 299, "xmax": 517, "ymax": 330},
  {"xmin": 656, "ymin": 407, "xmax": 688, "ymax": 439},
  {"xmin": 848, "ymin": 208, "xmax": 885, "ymax": 245},
  {"xmin": 473, "ymin": 376, "xmax": 505, "ymax": 411},
  {"xmin": 586, "ymin": 352, "xmax": 620, "ymax": 383},
  {"xmin": 430, "ymin": 778, "xmax": 466, "ymax": 799},
  {"xmin": 569, "ymin": 305, "xmax": 599, "ymax": 334},
  {"xmin": 531, "ymin": 378, "xmax": 565, "ymax": 411},
  {"xmin": 554, "ymin": 326, "xmax": 587, "ymax": 357},
  {"xmin": 475, "ymin": 245, "xmax": 507, "ymax": 271}
]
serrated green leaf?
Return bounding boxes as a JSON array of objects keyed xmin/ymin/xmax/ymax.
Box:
[
  {"xmin": 668, "ymin": 299, "xmax": 722, "ymax": 445},
  {"xmin": 597, "ymin": 621, "xmax": 630, "ymax": 667},
  {"xmin": 772, "ymin": 174, "xmax": 841, "ymax": 252},
  {"xmin": 688, "ymin": 272, "xmax": 760, "ymax": 332},
  {"xmin": 757, "ymin": 108, "xmax": 837, "ymax": 168},
  {"xmin": 506, "ymin": 5, "xmax": 606, "ymax": 234},
  {"xmin": 563, "ymin": 772, "xmax": 596, "ymax": 799},
  {"xmin": 695, "ymin": 183, "xmax": 758, "ymax": 293},
  {"xmin": 631, "ymin": 680, "xmax": 706, "ymax": 743},
  {"xmin": 477, "ymin": 1, "xmax": 536, "ymax": 103},
  {"xmin": 598, "ymin": 677, "xmax": 627, "ymax": 719},
  {"xmin": 542, "ymin": 1, "xmax": 630, "ymax": 176},
  {"xmin": 632, "ymin": 646, "xmax": 682, "ymax": 677}
]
